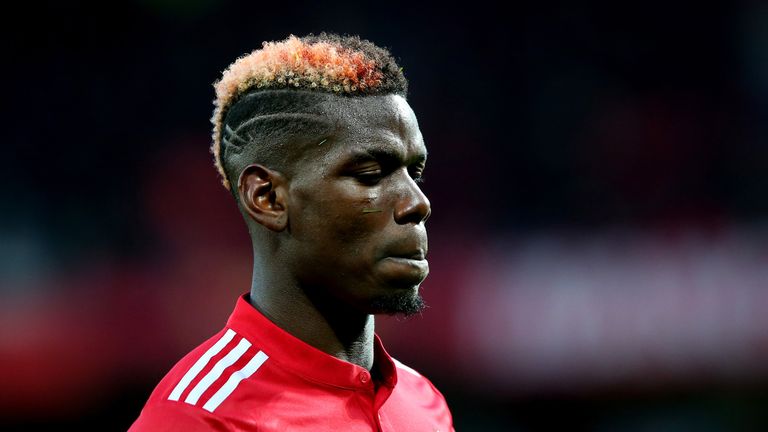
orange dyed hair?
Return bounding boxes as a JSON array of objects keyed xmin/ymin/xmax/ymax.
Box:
[{"xmin": 211, "ymin": 33, "xmax": 407, "ymax": 190}]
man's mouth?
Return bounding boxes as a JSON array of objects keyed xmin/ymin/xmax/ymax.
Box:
[
  {"xmin": 388, "ymin": 250, "xmax": 426, "ymax": 261},
  {"xmin": 379, "ymin": 254, "xmax": 429, "ymax": 284}
]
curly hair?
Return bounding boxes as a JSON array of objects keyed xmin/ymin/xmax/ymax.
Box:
[{"xmin": 211, "ymin": 33, "xmax": 408, "ymax": 190}]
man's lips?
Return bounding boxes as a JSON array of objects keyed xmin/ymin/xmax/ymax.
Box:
[
  {"xmin": 381, "ymin": 256, "xmax": 429, "ymax": 275},
  {"xmin": 380, "ymin": 246, "xmax": 429, "ymax": 281},
  {"xmin": 387, "ymin": 250, "xmax": 426, "ymax": 260},
  {"xmin": 380, "ymin": 233, "xmax": 429, "ymax": 279},
  {"xmin": 375, "ymin": 238, "xmax": 430, "ymax": 287}
]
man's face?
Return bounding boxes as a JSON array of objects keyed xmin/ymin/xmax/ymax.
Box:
[{"xmin": 284, "ymin": 94, "xmax": 431, "ymax": 315}]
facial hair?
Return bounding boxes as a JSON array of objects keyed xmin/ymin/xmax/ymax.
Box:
[{"xmin": 369, "ymin": 290, "xmax": 426, "ymax": 316}]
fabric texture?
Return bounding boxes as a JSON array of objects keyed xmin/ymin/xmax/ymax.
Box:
[{"xmin": 129, "ymin": 294, "xmax": 454, "ymax": 431}]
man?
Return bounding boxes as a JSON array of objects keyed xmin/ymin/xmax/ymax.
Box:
[{"xmin": 130, "ymin": 33, "xmax": 453, "ymax": 431}]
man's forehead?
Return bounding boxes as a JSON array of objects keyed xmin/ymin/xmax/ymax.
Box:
[
  {"xmin": 320, "ymin": 94, "xmax": 414, "ymax": 127},
  {"xmin": 323, "ymin": 95, "xmax": 425, "ymax": 153},
  {"xmin": 339, "ymin": 137, "xmax": 428, "ymax": 166}
]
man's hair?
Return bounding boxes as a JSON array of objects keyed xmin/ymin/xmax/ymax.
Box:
[{"xmin": 211, "ymin": 33, "xmax": 409, "ymax": 190}]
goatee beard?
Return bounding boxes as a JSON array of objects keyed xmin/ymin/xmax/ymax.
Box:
[{"xmin": 369, "ymin": 290, "xmax": 426, "ymax": 316}]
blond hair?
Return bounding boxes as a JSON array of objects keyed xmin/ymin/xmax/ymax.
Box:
[{"xmin": 211, "ymin": 33, "xmax": 407, "ymax": 189}]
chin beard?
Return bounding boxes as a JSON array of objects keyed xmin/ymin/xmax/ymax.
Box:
[{"xmin": 369, "ymin": 289, "xmax": 426, "ymax": 316}]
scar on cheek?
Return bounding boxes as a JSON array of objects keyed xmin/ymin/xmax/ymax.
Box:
[{"xmin": 360, "ymin": 195, "xmax": 380, "ymax": 213}]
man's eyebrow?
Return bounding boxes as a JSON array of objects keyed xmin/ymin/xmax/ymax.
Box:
[{"xmin": 345, "ymin": 147, "xmax": 427, "ymax": 166}]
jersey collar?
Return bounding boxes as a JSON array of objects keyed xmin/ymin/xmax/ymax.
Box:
[{"xmin": 226, "ymin": 293, "xmax": 398, "ymax": 391}]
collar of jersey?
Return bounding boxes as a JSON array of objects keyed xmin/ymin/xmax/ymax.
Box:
[{"xmin": 226, "ymin": 293, "xmax": 398, "ymax": 390}]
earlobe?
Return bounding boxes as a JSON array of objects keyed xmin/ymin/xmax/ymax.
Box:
[{"xmin": 238, "ymin": 164, "xmax": 288, "ymax": 232}]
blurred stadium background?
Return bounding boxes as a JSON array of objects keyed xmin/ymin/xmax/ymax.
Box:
[{"xmin": 3, "ymin": 1, "xmax": 768, "ymax": 430}]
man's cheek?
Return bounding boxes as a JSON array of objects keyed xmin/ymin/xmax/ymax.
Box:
[
  {"xmin": 335, "ymin": 213, "xmax": 388, "ymax": 252},
  {"xmin": 334, "ymin": 214, "xmax": 380, "ymax": 244}
]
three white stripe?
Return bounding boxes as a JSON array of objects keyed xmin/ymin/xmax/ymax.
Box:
[
  {"xmin": 203, "ymin": 350, "xmax": 269, "ymax": 412},
  {"xmin": 168, "ymin": 329, "xmax": 269, "ymax": 412},
  {"xmin": 169, "ymin": 329, "xmax": 237, "ymax": 402}
]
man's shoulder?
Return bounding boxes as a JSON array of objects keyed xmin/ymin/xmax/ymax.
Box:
[
  {"xmin": 130, "ymin": 327, "xmax": 269, "ymax": 431},
  {"xmin": 391, "ymin": 357, "xmax": 444, "ymax": 396},
  {"xmin": 129, "ymin": 398, "xmax": 233, "ymax": 432},
  {"xmin": 384, "ymin": 358, "xmax": 454, "ymax": 430},
  {"xmin": 130, "ymin": 326, "xmax": 454, "ymax": 431},
  {"xmin": 390, "ymin": 357, "xmax": 450, "ymax": 406}
]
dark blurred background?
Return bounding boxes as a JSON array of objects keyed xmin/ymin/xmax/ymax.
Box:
[{"xmin": 3, "ymin": 1, "xmax": 768, "ymax": 430}]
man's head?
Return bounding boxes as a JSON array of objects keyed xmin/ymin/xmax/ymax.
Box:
[{"xmin": 211, "ymin": 34, "xmax": 430, "ymax": 316}]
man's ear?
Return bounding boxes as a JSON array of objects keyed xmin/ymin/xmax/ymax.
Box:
[{"xmin": 237, "ymin": 164, "xmax": 288, "ymax": 232}]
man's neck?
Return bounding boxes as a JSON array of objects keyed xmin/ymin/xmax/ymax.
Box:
[{"xmin": 248, "ymin": 274, "xmax": 376, "ymax": 371}]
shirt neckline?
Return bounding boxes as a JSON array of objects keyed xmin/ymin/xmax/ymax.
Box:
[{"xmin": 226, "ymin": 293, "xmax": 398, "ymax": 391}]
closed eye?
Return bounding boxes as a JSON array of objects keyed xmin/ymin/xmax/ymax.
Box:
[{"xmin": 355, "ymin": 171, "xmax": 384, "ymax": 185}]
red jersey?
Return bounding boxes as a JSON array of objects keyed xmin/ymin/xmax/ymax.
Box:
[{"xmin": 129, "ymin": 294, "xmax": 454, "ymax": 431}]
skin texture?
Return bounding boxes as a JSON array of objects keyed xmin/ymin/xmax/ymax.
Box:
[{"xmin": 236, "ymin": 94, "xmax": 430, "ymax": 371}]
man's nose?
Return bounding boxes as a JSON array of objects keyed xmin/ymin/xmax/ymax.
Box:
[{"xmin": 393, "ymin": 175, "xmax": 431, "ymax": 225}]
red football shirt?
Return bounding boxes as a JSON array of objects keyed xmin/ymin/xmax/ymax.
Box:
[{"xmin": 130, "ymin": 294, "xmax": 454, "ymax": 431}]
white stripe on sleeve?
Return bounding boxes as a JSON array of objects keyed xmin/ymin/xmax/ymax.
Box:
[
  {"xmin": 168, "ymin": 329, "xmax": 237, "ymax": 401},
  {"xmin": 184, "ymin": 337, "xmax": 252, "ymax": 405},
  {"xmin": 202, "ymin": 350, "xmax": 269, "ymax": 412}
]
